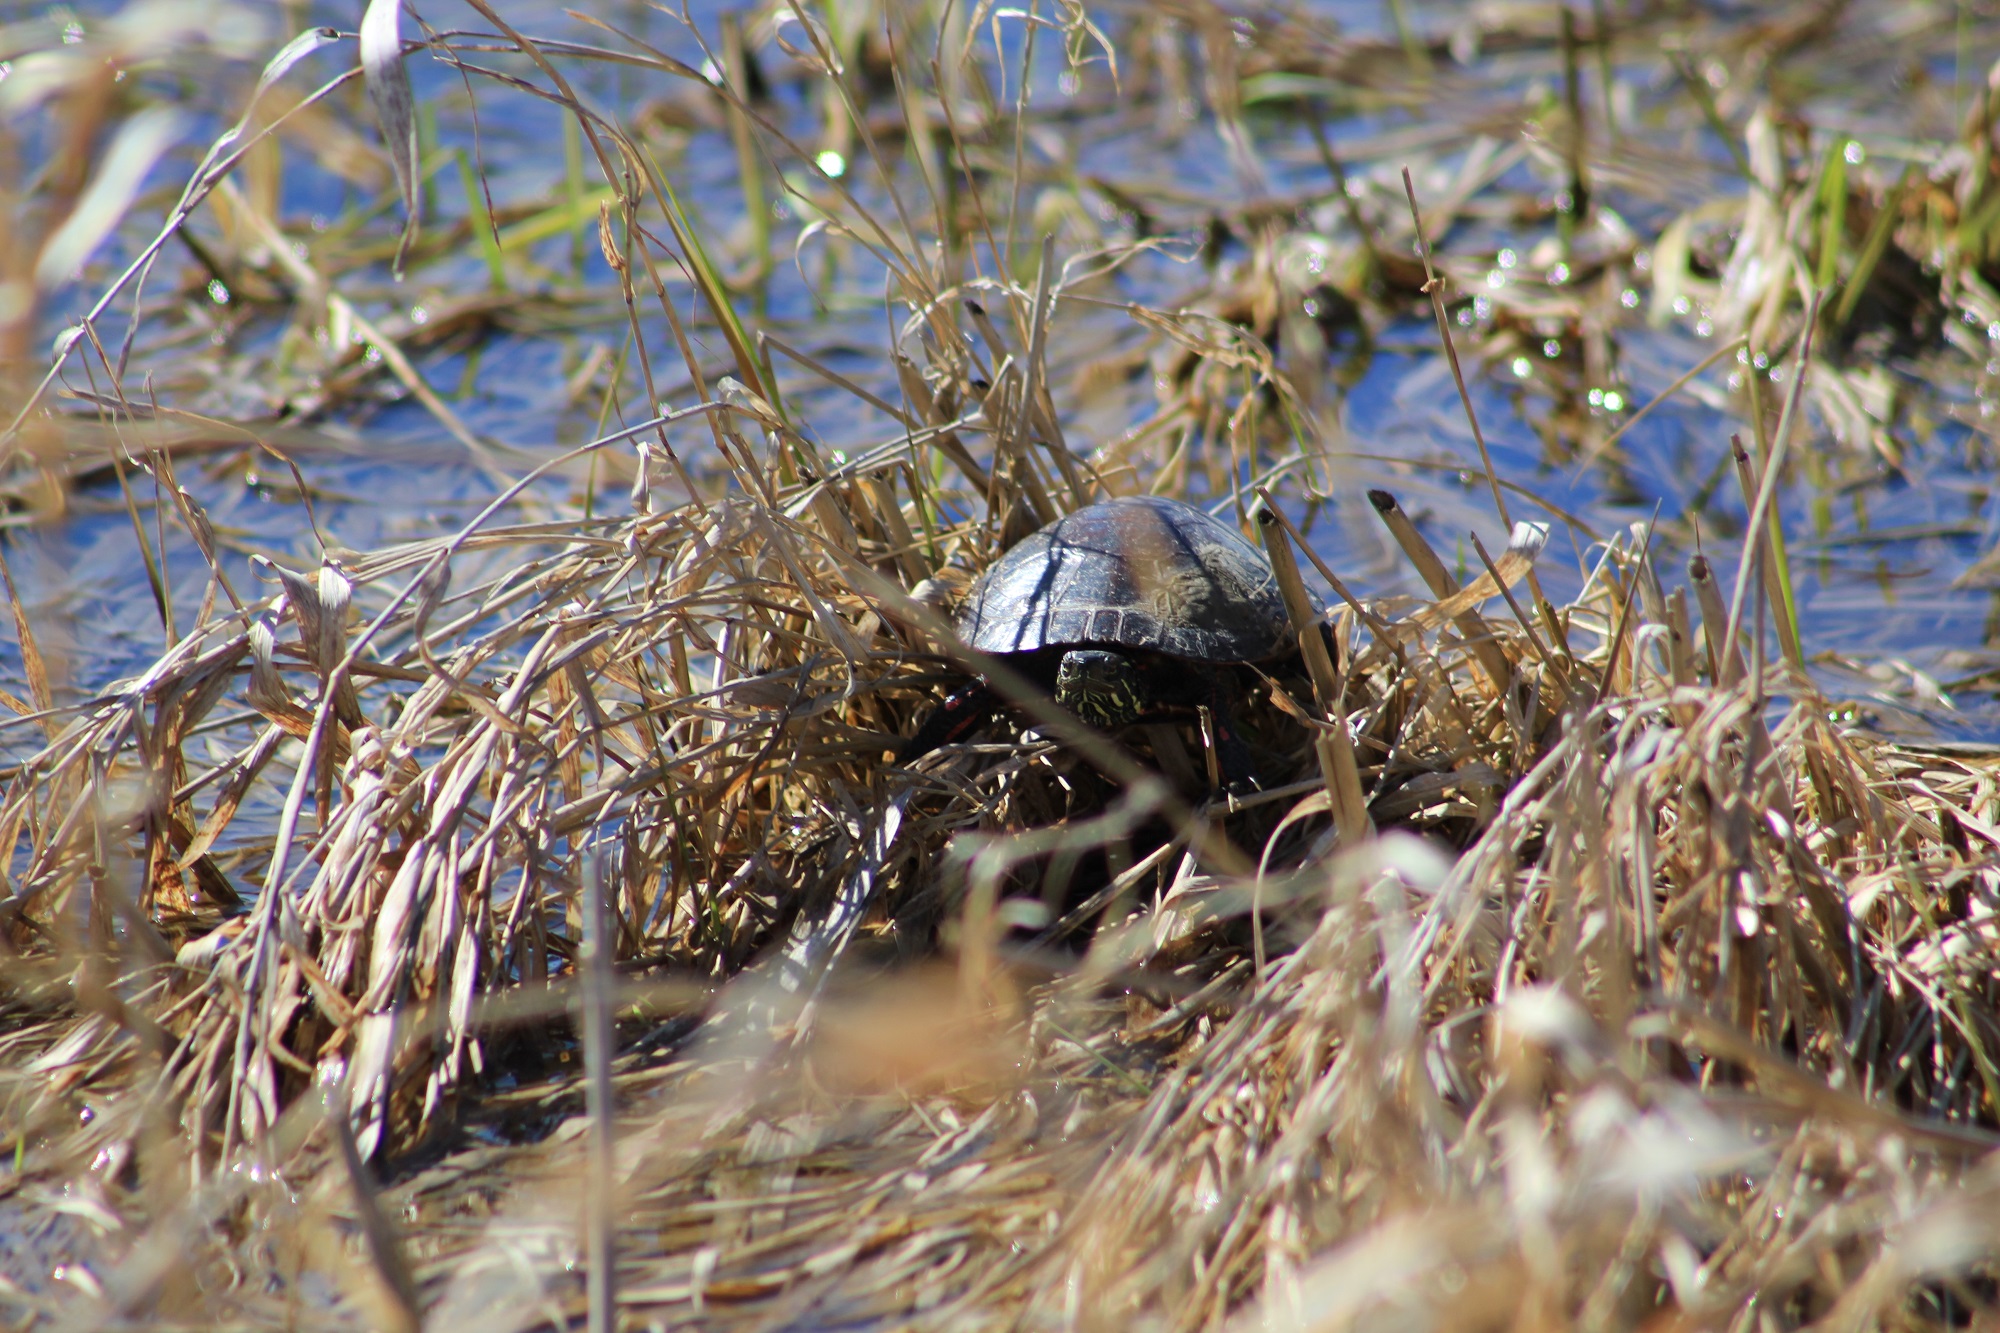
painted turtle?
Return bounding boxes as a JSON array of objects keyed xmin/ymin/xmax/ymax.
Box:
[{"xmin": 900, "ymin": 496, "xmax": 1294, "ymax": 784}]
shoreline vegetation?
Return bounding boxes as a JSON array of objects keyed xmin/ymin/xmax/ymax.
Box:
[{"xmin": 5, "ymin": 0, "xmax": 2000, "ymax": 1327}]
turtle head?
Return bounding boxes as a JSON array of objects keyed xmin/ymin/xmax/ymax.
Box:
[{"xmin": 1055, "ymin": 649, "xmax": 1146, "ymax": 729}]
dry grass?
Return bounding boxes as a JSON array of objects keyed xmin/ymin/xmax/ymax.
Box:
[{"xmin": 4, "ymin": 0, "xmax": 2000, "ymax": 1329}]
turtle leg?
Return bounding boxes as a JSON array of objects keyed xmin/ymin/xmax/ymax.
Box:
[
  {"xmin": 898, "ymin": 682, "xmax": 1000, "ymax": 763},
  {"xmin": 1115, "ymin": 658, "xmax": 1257, "ymax": 793},
  {"xmin": 1201, "ymin": 673, "xmax": 1259, "ymax": 793}
]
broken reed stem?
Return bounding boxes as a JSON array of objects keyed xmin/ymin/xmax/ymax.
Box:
[
  {"xmin": 1401, "ymin": 167, "xmax": 1512, "ymax": 531},
  {"xmin": 1470, "ymin": 528, "xmax": 1571, "ymax": 718},
  {"xmin": 1664, "ymin": 586, "xmax": 1696, "ymax": 691},
  {"xmin": 1467, "ymin": 530, "xmax": 1551, "ymax": 667},
  {"xmin": 1253, "ymin": 503, "xmax": 1369, "ymax": 846},
  {"xmin": 1587, "ymin": 517, "xmax": 1656, "ymax": 712},
  {"xmin": 1729, "ymin": 433, "xmax": 1804, "ymax": 670},
  {"xmin": 1689, "ymin": 553, "xmax": 1743, "ymax": 686},
  {"xmin": 1688, "ymin": 545, "xmax": 1782, "ymax": 791},
  {"xmin": 1400, "ymin": 165, "xmax": 1561, "ymax": 638},
  {"xmin": 1367, "ymin": 488, "xmax": 1515, "ymax": 696},
  {"xmin": 1253, "ymin": 506, "xmax": 1339, "ymax": 708},
  {"xmin": 1722, "ymin": 290, "xmax": 1822, "ymax": 668},
  {"xmin": 1256, "ymin": 490, "xmax": 1401, "ymax": 649}
]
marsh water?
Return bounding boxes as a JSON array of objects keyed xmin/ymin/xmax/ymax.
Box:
[{"xmin": 5, "ymin": 0, "xmax": 2000, "ymax": 764}]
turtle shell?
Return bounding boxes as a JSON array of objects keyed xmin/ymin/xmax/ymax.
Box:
[{"xmin": 957, "ymin": 496, "xmax": 1292, "ymax": 662}]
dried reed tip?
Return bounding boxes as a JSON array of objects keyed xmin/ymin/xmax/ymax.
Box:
[
  {"xmin": 1689, "ymin": 554, "xmax": 1711, "ymax": 579},
  {"xmin": 1366, "ymin": 488, "xmax": 1398, "ymax": 513}
]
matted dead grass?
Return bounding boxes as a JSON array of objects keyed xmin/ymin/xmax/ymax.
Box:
[{"xmin": 4, "ymin": 1, "xmax": 2000, "ymax": 1329}]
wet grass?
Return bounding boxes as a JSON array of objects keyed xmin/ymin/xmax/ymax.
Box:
[{"xmin": 5, "ymin": 0, "xmax": 2000, "ymax": 1328}]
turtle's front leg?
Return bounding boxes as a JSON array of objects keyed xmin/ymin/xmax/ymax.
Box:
[
  {"xmin": 898, "ymin": 682, "xmax": 1000, "ymax": 763},
  {"xmin": 1201, "ymin": 672, "xmax": 1259, "ymax": 793}
]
